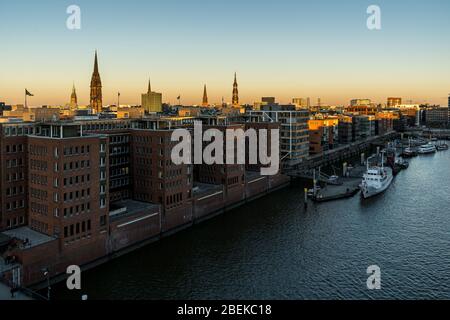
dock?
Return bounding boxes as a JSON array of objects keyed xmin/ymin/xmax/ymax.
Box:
[{"xmin": 312, "ymin": 177, "xmax": 361, "ymax": 203}]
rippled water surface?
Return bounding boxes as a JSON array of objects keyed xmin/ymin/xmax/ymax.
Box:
[{"xmin": 53, "ymin": 150, "xmax": 450, "ymax": 300}]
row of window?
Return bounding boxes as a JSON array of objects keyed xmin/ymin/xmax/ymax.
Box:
[
  {"xmin": 30, "ymin": 187, "xmax": 48, "ymax": 201},
  {"xmin": 5, "ymin": 200, "xmax": 25, "ymax": 211},
  {"xmin": 6, "ymin": 216, "xmax": 25, "ymax": 228},
  {"xmin": 133, "ymin": 136, "xmax": 166, "ymax": 144},
  {"xmin": 30, "ymin": 202, "xmax": 48, "ymax": 216},
  {"xmin": 30, "ymin": 173, "xmax": 48, "ymax": 186},
  {"xmin": 30, "ymin": 219, "xmax": 48, "ymax": 234},
  {"xmin": 82, "ymin": 121, "xmax": 131, "ymax": 132},
  {"xmin": 63, "ymin": 202, "xmax": 91, "ymax": 217},
  {"xmin": 5, "ymin": 144, "xmax": 24, "ymax": 153},
  {"xmin": 110, "ymin": 146, "xmax": 129, "ymax": 155},
  {"xmin": 63, "ymin": 220, "xmax": 92, "ymax": 238},
  {"xmin": 5, "ymin": 158, "xmax": 24, "ymax": 168},
  {"xmin": 63, "ymin": 145, "xmax": 91, "ymax": 156},
  {"xmin": 63, "ymin": 188, "xmax": 91, "ymax": 202},
  {"xmin": 6, "ymin": 172, "xmax": 25, "ymax": 182},
  {"xmin": 109, "ymin": 135, "xmax": 130, "ymax": 144},
  {"xmin": 166, "ymin": 192, "xmax": 184, "ymax": 205},
  {"xmin": 111, "ymin": 167, "xmax": 129, "ymax": 178},
  {"xmin": 227, "ymin": 176, "xmax": 241, "ymax": 186},
  {"xmin": 134, "ymin": 147, "xmax": 164, "ymax": 156},
  {"xmin": 3, "ymin": 125, "xmax": 36, "ymax": 137},
  {"xmin": 63, "ymin": 174, "xmax": 91, "ymax": 187},
  {"xmin": 29, "ymin": 145, "xmax": 47, "ymax": 156},
  {"xmin": 5, "ymin": 185, "xmax": 25, "ymax": 197},
  {"xmin": 134, "ymin": 157, "xmax": 152, "ymax": 166},
  {"xmin": 63, "ymin": 160, "xmax": 91, "ymax": 171},
  {"xmin": 110, "ymin": 177, "xmax": 130, "ymax": 189},
  {"xmin": 110, "ymin": 156, "xmax": 129, "ymax": 166},
  {"xmin": 30, "ymin": 159, "xmax": 48, "ymax": 171}
]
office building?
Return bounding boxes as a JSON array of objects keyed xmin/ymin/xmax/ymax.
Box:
[
  {"xmin": 141, "ymin": 80, "xmax": 163, "ymax": 113},
  {"xmin": 387, "ymin": 97, "xmax": 402, "ymax": 108}
]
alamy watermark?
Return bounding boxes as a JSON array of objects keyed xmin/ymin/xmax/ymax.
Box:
[
  {"xmin": 171, "ymin": 121, "xmax": 280, "ymax": 176},
  {"xmin": 367, "ymin": 5, "xmax": 381, "ymax": 30},
  {"xmin": 66, "ymin": 265, "xmax": 81, "ymax": 290},
  {"xmin": 66, "ymin": 5, "xmax": 81, "ymax": 30},
  {"xmin": 367, "ymin": 265, "xmax": 381, "ymax": 290}
]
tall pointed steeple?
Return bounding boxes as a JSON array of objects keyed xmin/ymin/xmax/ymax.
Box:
[
  {"xmin": 202, "ymin": 84, "xmax": 209, "ymax": 107},
  {"xmin": 90, "ymin": 50, "xmax": 103, "ymax": 113},
  {"xmin": 147, "ymin": 78, "xmax": 152, "ymax": 94},
  {"xmin": 93, "ymin": 51, "xmax": 99, "ymax": 74},
  {"xmin": 70, "ymin": 82, "xmax": 78, "ymax": 108},
  {"xmin": 232, "ymin": 72, "xmax": 239, "ymax": 107}
]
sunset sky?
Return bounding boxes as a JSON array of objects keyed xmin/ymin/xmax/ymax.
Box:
[{"xmin": 1, "ymin": 0, "xmax": 450, "ymax": 106}]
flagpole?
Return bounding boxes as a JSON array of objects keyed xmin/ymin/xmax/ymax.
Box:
[
  {"xmin": 117, "ymin": 92, "xmax": 120, "ymax": 108},
  {"xmin": 25, "ymin": 89, "xmax": 27, "ymax": 109}
]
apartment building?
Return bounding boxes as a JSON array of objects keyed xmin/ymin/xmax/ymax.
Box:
[{"xmin": 249, "ymin": 104, "xmax": 309, "ymax": 167}]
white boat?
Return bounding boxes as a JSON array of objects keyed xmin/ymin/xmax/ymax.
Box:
[
  {"xmin": 360, "ymin": 154, "xmax": 394, "ymax": 199},
  {"xmin": 417, "ymin": 143, "xmax": 436, "ymax": 154}
]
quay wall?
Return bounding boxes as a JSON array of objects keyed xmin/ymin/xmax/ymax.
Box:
[{"xmin": 22, "ymin": 173, "xmax": 291, "ymax": 289}]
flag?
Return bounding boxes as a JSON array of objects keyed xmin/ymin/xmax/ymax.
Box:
[
  {"xmin": 25, "ymin": 89, "xmax": 34, "ymax": 97},
  {"xmin": 118, "ymin": 92, "xmax": 121, "ymax": 97},
  {"xmin": 177, "ymin": 95, "xmax": 181, "ymax": 100}
]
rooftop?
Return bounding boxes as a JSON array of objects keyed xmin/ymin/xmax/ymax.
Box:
[
  {"xmin": 109, "ymin": 199, "xmax": 160, "ymax": 222},
  {"xmin": 2, "ymin": 227, "xmax": 56, "ymax": 249},
  {"xmin": 193, "ymin": 183, "xmax": 223, "ymax": 199}
]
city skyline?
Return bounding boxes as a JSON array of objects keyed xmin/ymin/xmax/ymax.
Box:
[{"xmin": 2, "ymin": 0, "xmax": 450, "ymax": 106}]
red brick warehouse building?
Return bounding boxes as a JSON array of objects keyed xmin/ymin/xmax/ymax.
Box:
[{"xmin": 0, "ymin": 117, "xmax": 290, "ymax": 287}]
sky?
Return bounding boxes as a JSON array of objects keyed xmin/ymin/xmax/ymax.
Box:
[{"xmin": 1, "ymin": 0, "xmax": 450, "ymax": 106}]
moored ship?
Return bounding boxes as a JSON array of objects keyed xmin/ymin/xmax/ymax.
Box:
[
  {"xmin": 417, "ymin": 143, "xmax": 437, "ymax": 154},
  {"xmin": 360, "ymin": 155, "xmax": 394, "ymax": 199}
]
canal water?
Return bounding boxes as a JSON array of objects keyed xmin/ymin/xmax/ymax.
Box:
[{"xmin": 53, "ymin": 150, "xmax": 450, "ymax": 300}]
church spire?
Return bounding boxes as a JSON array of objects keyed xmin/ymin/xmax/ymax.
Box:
[
  {"xmin": 90, "ymin": 50, "xmax": 103, "ymax": 113},
  {"xmin": 93, "ymin": 50, "xmax": 99, "ymax": 74},
  {"xmin": 202, "ymin": 84, "xmax": 209, "ymax": 107},
  {"xmin": 232, "ymin": 72, "xmax": 239, "ymax": 107},
  {"xmin": 148, "ymin": 78, "xmax": 152, "ymax": 94},
  {"xmin": 70, "ymin": 82, "xmax": 78, "ymax": 108}
]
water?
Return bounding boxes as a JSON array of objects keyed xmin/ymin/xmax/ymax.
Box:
[{"xmin": 53, "ymin": 150, "xmax": 450, "ymax": 300}]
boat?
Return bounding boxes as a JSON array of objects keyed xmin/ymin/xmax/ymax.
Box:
[
  {"xmin": 401, "ymin": 138, "xmax": 418, "ymax": 158},
  {"xmin": 401, "ymin": 147, "xmax": 417, "ymax": 158},
  {"xmin": 436, "ymin": 143, "xmax": 449, "ymax": 151},
  {"xmin": 360, "ymin": 154, "xmax": 394, "ymax": 199},
  {"xmin": 417, "ymin": 143, "xmax": 437, "ymax": 154},
  {"xmin": 327, "ymin": 175, "xmax": 340, "ymax": 184},
  {"xmin": 395, "ymin": 158, "xmax": 409, "ymax": 169}
]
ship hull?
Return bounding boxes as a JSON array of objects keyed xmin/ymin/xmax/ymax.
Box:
[{"xmin": 361, "ymin": 169, "xmax": 394, "ymax": 199}]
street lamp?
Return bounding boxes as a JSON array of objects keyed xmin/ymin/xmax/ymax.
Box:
[{"xmin": 42, "ymin": 268, "xmax": 50, "ymax": 301}]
